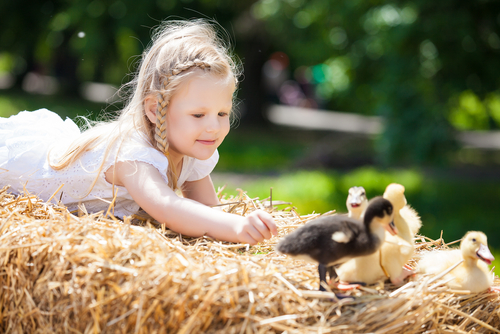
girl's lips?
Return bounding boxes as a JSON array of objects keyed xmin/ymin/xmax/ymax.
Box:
[{"xmin": 197, "ymin": 140, "xmax": 216, "ymax": 145}]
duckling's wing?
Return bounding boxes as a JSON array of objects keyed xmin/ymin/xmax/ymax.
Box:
[
  {"xmin": 276, "ymin": 220, "xmax": 332, "ymax": 255},
  {"xmin": 400, "ymin": 205, "xmax": 422, "ymax": 236},
  {"xmin": 331, "ymin": 228, "xmax": 354, "ymax": 243},
  {"xmin": 276, "ymin": 216, "xmax": 360, "ymax": 260},
  {"xmin": 418, "ymin": 249, "xmax": 461, "ymax": 275}
]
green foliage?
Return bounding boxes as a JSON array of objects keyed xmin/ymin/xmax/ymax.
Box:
[
  {"xmin": 0, "ymin": 53, "xmax": 15, "ymax": 74},
  {"xmin": 0, "ymin": 96, "xmax": 18, "ymax": 117},
  {"xmin": 0, "ymin": 91, "xmax": 104, "ymax": 119},
  {"xmin": 449, "ymin": 90, "xmax": 500, "ymax": 130},
  {"xmin": 0, "ymin": 0, "xmax": 252, "ymax": 91},
  {"xmin": 3, "ymin": 0, "xmax": 500, "ymax": 164},
  {"xmin": 250, "ymin": 0, "xmax": 500, "ymax": 163},
  {"xmin": 449, "ymin": 91, "xmax": 489, "ymax": 130},
  {"xmin": 339, "ymin": 166, "xmax": 423, "ymax": 196},
  {"xmin": 492, "ymin": 249, "xmax": 500, "ymax": 277}
]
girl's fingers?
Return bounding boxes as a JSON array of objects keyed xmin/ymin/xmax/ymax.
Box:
[
  {"xmin": 238, "ymin": 210, "xmax": 278, "ymax": 245},
  {"xmin": 240, "ymin": 233, "xmax": 257, "ymax": 245},
  {"xmin": 253, "ymin": 210, "xmax": 278, "ymax": 236},
  {"xmin": 245, "ymin": 220, "xmax": 267, "ymax": 242},
  {"xmin": 241, "ymin": 225, "xmax": 260, "ymax": 245},
  {"xmin": 248, "ymin": 215, "xmax": 272, "ymax": 240}
]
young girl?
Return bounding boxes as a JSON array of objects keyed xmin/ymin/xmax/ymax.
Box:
[{"xmin": 0, "ymin": 19, "xmax": 277, "ymax": 245}]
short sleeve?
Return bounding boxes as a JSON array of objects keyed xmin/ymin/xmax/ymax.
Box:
[
  {"xmin": 185, "ymin": 150, "xmax": 219, "ymax": 182},
  {"xmin": 104, "ymin": 134, "xmax": 170, "ymax": 185}
]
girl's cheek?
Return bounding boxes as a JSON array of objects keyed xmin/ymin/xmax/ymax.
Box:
[{"xmin": 222, "ymin": 124, "xmax": 230, "ymax": 137}]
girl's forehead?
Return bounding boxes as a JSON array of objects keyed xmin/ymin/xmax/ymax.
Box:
[
  {"xmin": 177, "ymin": 71, "xmax": 235, "ymax": 94},
  {"xmin": 188, "ymin": 70, "xmax": 234, "ymax": 86},
  {"xmin": 169, "ymin": 71, "xmax": 235, "ymax": 109}
]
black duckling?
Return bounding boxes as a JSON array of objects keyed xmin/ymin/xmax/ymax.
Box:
[{"xmin": 276, "ymin": 196, "xmax": 395, "ymax": 292}]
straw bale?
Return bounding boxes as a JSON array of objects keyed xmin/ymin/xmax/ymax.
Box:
[{"xmin": 0, "ymin": 185, "xmax": 499, "ymax": 333}]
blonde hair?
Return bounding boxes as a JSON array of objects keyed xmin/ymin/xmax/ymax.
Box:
[{"xmin": 50, "ymin": 19, "xmax": 241, "ymax": 192}]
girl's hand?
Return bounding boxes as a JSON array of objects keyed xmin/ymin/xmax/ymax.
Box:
[{"xmin": 236, "ymin": 210, "xmax": 278, "ymax": 245}]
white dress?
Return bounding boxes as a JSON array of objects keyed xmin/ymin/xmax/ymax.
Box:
[{"xmin": 0, "ymin": 109, "xmax": 219, "ymax": 218}]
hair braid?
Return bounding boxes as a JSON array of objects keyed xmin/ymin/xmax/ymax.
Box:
[
  {"xmin": 172, "ymin": 59, "xmax": 211, "ymax": 75},
  {"xmin": 153, "ymin": 60, "xmax": 211, "ymax": 189},
  {"xmin": 155, "ymin": 78, "xmax": 170, "ymax": 154}
]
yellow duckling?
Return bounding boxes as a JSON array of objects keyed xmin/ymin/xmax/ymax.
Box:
[
  {"xmin": 337, "ymin": 183, "xmax": 422, "ymax": 285},
  {"xmin": 418, "ymin": 231, "xmax": 495, "ymax": 293}
]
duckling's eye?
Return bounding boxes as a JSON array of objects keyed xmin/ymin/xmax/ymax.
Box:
[{"xmin": 472, "ymin": 238, "xmax": 476, "ymax": 242}]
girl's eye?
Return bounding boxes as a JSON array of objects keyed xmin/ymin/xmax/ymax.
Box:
[
  {"xmin": 192, "ymin": 114, "xmax": 204, "ymax": 118},
  {"xmin": 218, "ymin": 112, "xmax": 229, "ymax": 117}
]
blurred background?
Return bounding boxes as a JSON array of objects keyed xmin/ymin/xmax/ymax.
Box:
[{"xmin": 2, "ymin": 0, "xmax": 500, "ymax": 263}]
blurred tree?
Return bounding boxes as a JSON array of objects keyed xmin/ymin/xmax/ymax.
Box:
[
  {"xmin": 0, "ymin": 0, "xmax": 267, "ymax": 121},
  {"xmin": 250, "ymin": 0, "xmax": 500, "ymax": 164},
  {"xmin": 2, "ymin": 0, "xmax": 500, "ymax": 164}
]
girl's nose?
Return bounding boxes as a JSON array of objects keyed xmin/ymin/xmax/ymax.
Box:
[{"xmin": 206, "ymin": 116, "xmax": 221, "ymax": 133}]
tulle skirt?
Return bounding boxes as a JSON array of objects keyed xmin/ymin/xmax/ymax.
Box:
[{"xmin": 0, "ymin": 108, "xmax": 80, "ymax": 185}]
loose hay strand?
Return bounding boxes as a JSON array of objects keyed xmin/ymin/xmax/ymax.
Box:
[
  {"xmin": 436, "ymin": 302, "xmax": 500, "ymax": 333},
  {"xmin": 0, "ymin": 187, "xmax": 498, "ymax": 333}
]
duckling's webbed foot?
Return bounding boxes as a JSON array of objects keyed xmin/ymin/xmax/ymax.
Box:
[
  {"xmin": 390, "ymin": 266, "xmax": 415, "ymax": 285},
  {"xmin": 333, "ymin": 292, "xmax": 354, "ymax": 300},
  {"xmin": 327, "ymin": 266, "xmax": 338, "ymax": 280},
  {"xmin": 490, "ymin": 286, "xmax": 500, "ymax": 293},
  {"xmin": 318, "ymin": 264, "xmax": 338, "ymax": 291},
  {"xmin": 336, "ymin": 282, "xmax": 366, "ymax": 291}
]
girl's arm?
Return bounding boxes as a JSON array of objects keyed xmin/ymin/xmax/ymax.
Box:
[
  {"xmin": 112, "ymin": 160, "xmax": 277, "ymax": 244},
  {"xmin": 181, "ymin": 175, "xmax": 220, "ymax": 206}
]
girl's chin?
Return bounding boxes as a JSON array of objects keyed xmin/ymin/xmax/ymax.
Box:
[{"xmin": 190, "ymin": 150, "xmax": 216, "ymax": 160}]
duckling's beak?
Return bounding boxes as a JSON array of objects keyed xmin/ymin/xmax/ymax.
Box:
[
  {"xmin": 477, "ymin": 244, "xmax": 495, "ymax": 265},
  {"xmin": 348, "ymin": 197, "xmax": 362, "ymax": 207},
  {"xmin": 385, "ymin": 220, "xmax": 398, "ymax": 236}
]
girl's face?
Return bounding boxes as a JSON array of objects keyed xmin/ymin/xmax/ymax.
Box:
[{"xmin": 147, "ymin": 71, "xmax": 235, "ymax": 164}]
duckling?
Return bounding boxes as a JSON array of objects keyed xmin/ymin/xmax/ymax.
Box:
[
  {"xmin": 337, "ymin": 183, "xmax": 422, "ymax": 285},
  {"xmin": 346, "ymin": 186, "xmax": 368, "ymax": 219},
  {"xmin": 381, "ymin": 183, "xmax": 421, "ymax": 283},
  {"xmin": 276, "ymin": 197, "xmax": 395, "ymax": 293},
  {"xmin": 386, "ymin": 183, "xmax": 421, "ymax": 239},
  {"xmin": 418, "ymin": 231, "xmax": 494, "ymax": 293}
]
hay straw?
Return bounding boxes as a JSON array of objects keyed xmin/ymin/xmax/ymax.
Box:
[{"xmin": 0, "ymin": 184, "xmax": 499, "ymax": 333}]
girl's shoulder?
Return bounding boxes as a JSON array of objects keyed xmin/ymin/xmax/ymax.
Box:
[{"xmin": 114, "ymin": 131, "xmax": 170, "ymax": 170}]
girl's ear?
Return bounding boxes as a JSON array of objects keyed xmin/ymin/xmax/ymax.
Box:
[{"xmin": 144, "ymin": 95, "xmax": 158, "ymax": 124}]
